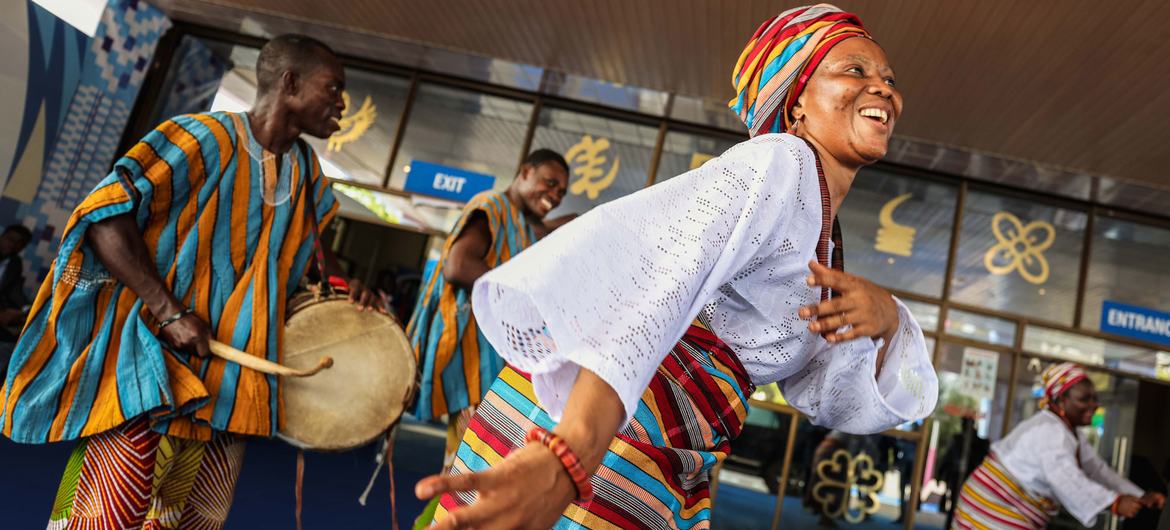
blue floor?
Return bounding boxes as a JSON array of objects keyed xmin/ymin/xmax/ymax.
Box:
[
  {"xmin": 0, "ymin": 418, "xmax": 444, "ymax": 529},
  {"xmin": 712, "ymin": 483, "xmax": 939, "ymax": 530},
  {"xmin": 2, "ymin": 421, "xmax": 940, "ymax": 529}
]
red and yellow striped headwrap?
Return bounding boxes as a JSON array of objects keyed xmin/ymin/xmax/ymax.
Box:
[
  {"xmin": 1039, "ymin": 362, "xmax": 1088, "ymax": 409},
  {"xmin": 729, "ymin": 4, "xmax": 870, "ymax": 137}
]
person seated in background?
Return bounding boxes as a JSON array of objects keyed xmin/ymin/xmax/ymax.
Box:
[{"xmin": 0, "ymin": 224, "xmax": 33, "ymax": 355}]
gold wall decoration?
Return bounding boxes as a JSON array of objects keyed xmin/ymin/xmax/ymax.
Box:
[
  {"xmin": 689, "ymin": 152, "xmax": 714, "ymax": 170},
  {"xmin": 983, "ymin": 211, "xmax": 1055, "ymax": 285},
  {"xmin": 326, "ymin": 91, "xmax": 377, "ymax": 153},
  {"xmin": 875, "ymin": 193, "xmax": 916, "ymax": 257},
  {"xmin": 811, "ymin": 449, "xmax": 884, "ymax": 524},
  {"xmin": 565, "ymin": 134, "xmax": 620, "ymax": 199}
]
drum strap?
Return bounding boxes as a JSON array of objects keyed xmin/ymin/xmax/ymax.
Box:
[
  {"xmin": 358, "ymin": 429, "xmax": 401, "ymax": 530},
  {"xmin": 298, "ymin": 138, "xmax": 331, "ymax": 295},
  {"xmin": 296, "ymin": 450, "xmax": 305, "ymax": 530}
]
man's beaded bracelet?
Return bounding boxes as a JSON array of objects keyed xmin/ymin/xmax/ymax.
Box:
[
  {"xmin": 158, "ymin": 308, "xmax": 195, "ymax": 330},
  {"xmin": 526, "ymin": 426, "xmax": 594, "ymax": 503}
]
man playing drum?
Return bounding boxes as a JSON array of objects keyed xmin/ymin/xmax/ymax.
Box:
[
  {"xmin": 409, "ymin": 148, "xmax": 570, "ymax": 471},
  {"xmin": 1, "ymin": 34, "xmax": 378, "ymax": 529}
]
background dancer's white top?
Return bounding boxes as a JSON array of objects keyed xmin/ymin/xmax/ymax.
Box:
[
  {"xmin": 472, "ymin": 133, "xmax": 938, "ymax": 434},
  {"xmin": 992, "ymin": 409, "xmax": 1143, "ymax": 526}
]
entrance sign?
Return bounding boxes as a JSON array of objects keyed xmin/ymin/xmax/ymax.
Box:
[{"xmin": 1101, "ymin": 300, "xmax": 1170, "ymax": 347}]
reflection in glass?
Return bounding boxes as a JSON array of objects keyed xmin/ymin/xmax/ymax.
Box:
[
  {"xmin": 1082, "ymin": 216, "xmax": 1170, "ymax": 331},
  {"xmin": 654, "ymin": 130, "xmax": 741, "ymax": 184},
  {"xmin": 933, "ymin": 343, "xmax": 1012, "ymax": 441},
  {"xmin": 904, "ymin": 300, "xmax": 941, "ymax": 334},
  {"xmin": 671, "ymin": 94, "xmax": 748, "ymax": 132},
  {"xmin": 944, "ymin": 309, "xmax": 1016, "ymax": 347},
  {"xmin": 388, "ymin": 84, "xmax": 534, "ymax": 193},
  {"xmin": 838, "ymin": 169, "xmax": 957, "ymax": 297},
  {"xmin": 950, "ymin": 190, "xmax": 1087, "ymax": 325},
  {"xmin": 712, "ymin": 410, "xmax": 790, "ymax": 529},
  {"xmin": 543, "ymin": 71, "xmax": 669, "ymax": 115},
  {"xmin": 531, "ymin": 107, "xmax": 659, "ymax": 216},
  {"xmin": 1022, "ymin": 326, "xmax": 1170, "ymax": 381},
  {"xmin": 773, "ymin": 419, "xmax": 913, "ymax": 527}
]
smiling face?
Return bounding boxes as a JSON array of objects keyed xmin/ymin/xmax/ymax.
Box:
[
  {"xmin": 792, "ymin": 37, "xmax": 903, "ymax": 167},
  {"xmin": 513, "ymin": 162, "xmax": 569, "ymax": 218},
  {"xmin": 1056, "ymin": 379, "xmax": 1099, "ymax": 428},
  {"xmin": 286, "ymin": 50, "xmax": 347, "ymax": 139}
]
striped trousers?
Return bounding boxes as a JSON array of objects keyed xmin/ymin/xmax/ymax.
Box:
[
  {"xmin": 48, "ymin": 416, "xmax": 245, "ymax": 530},
  {"xmin": 435, "ymin": 323, "xmax": 753, "ymax": 529}
]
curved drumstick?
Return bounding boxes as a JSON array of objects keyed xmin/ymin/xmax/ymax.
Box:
[{"xmin": 209, "ymin": 340, "xmax": 333, "ymax": 377}]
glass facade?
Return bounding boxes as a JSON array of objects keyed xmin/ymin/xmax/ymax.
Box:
[
  {"xmin": 387, "ymin": 83, "xmax": 534, "ymax": 193},
  {"xmin": 951, "ymin": 190, "xmax": 1088, "ymax": 326},
  {"xmin": 531, "ymin": 107, "xmax": 660, "ymax": 216},
  {"xmin": 139, "ymin": 31, "xmax": 1170, "ymax": 530},
  {"xmin": 838, "ymin": 169, "xmax": 958, "ymax": 298}
]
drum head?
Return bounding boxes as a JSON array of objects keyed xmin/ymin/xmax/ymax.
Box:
[{"xmin": 279, "ymin": 295, "xmax": 415, "ymax": 451}]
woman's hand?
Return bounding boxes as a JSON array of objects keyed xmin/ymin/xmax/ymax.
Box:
[
  {"xmin": 416, "ymin": 442, "xmax": 577, "ymax": 529},
  {"xmin": 417, "ymin": 368, "xmax": 624, "ymax": 529},
  {"xmin": 1115, "ymin": 495, "xmax": 1144, "ymax": 518},
  {"xmin": 1140, "ymin": 491, "xmax": 1166, "ymax": 510},
  {"xmin": 799, "ymin": 261, "xmax": 899, "ymax": 343}
]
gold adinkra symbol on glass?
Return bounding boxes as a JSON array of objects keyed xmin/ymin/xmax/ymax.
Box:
[
  {"xmin": 689, "ymin": 152, "xmax": 714, "ymax": 170},
  {"xmin": 983, "ymin": 211, "xmax": 1055, "ymax": 285},
  {"xmin": 565, "ymin": 135, "xmax": 621, "ymax": 200},
  {"xmin": 812, "ymin": 449, "xmax": 884, "ymax": 524},
  {"xmin": 326, "ymin": 91, "xmax": 377, "ymax": 153},
  {"xmin": 875, "ymin": 193, "xmax": 915, "ymax": 257}
]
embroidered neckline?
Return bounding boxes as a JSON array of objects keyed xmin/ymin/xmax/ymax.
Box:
[{"xmin": 796, "ymin": 136, "xmax": 844, "ymax": 301}]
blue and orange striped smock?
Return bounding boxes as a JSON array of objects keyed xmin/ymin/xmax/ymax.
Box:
[
  {"xmin": 407, "ymin": 191, "xmax": 536, "ymax": 420},
  {"xmin": 1, "ymin": 111, "xmax": 337, "ymax": 443}
]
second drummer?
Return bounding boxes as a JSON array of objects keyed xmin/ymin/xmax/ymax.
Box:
[
  {"xmin": 408, "ymin": 148, "xmax": 570, "ymax": 471},
  {"xmin": 0, "ymin": 34, "xmax": 378, "ymax": 529}
]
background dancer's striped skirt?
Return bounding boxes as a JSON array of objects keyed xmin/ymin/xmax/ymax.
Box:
[
  {"xmin": 434, "ymin": 323, "xmax": 752, "ymax": 529},
  {"xmin": 48, "ymin": 415, "xmax": 245, "ymax": 530},
  {"xmin": 952, "ymin": 454, "xmax": 1058, "ymax": 529}
]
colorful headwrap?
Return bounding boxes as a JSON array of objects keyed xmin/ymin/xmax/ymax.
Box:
[
  {"xmin": 729, "ymin": 4, "xmax": 870, "ymax": 137},
  {"xmin": 1039, "ymin": 362, "xmax": 1089, "ymax": 409}
]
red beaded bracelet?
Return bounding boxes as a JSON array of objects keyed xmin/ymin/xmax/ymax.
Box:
[
  {"xmin": 526, "ymin": 427, "xmax": 594, "ymax": 503},
  {"xmin": 328, "ymin": 275, "xmax": 349, "ymax": 291},
  {"xmin": 1111, "ymin": 496, "xmax": 1121, "ymax": 515}
]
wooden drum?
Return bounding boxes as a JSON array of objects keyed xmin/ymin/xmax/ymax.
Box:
[{"xmin": 277, "ymin": 293, "xmax": 416, "ymax": 451}]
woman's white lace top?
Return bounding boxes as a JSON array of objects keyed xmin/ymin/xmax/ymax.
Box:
[{"xmin": 471, "ymin": 133, "xmax": 938, "ymax": 434}]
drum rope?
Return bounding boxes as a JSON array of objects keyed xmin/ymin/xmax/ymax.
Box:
[
  {"xmin": 295, "ymin": 449, "xmax": 305, "ymax": 530},
  {"xmin": 358, "ymin": 428, "xmax": 400, "ymax": 530}
]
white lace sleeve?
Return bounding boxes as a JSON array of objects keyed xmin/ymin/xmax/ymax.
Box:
[
  {"xmin": 778, "ymin": 298, "xmax": 937, "ymax": 434},
  {"xmin": 471, "ymin": 137, "xmax": 805, "ymax": 424},
  {"xmin": 1041, "ymin": 434, "xmax": 1118, "ymax": 526},
  {"xmin": 1080, "ymin": 442, "xmax": 1144, "ymax": 497}
]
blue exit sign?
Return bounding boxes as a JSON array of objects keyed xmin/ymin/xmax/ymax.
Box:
[{"xmin": 403, "ymin": 160, "xmax": 495, "ymax": 203}]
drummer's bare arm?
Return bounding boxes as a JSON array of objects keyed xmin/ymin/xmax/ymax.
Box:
[
  {"xmin": 443, "ymin": 212, "xmax": 492, "ymax": 291},
  {"xmin": 88, "ymin": 213, "xmax": 212, "ymax": 357},
  {"xmin": 418, "ymin": 367, "xmax": 624, "ymax": 530},
  {"xmin": 318, "ymin": 243, "xmax": 380, "ymax": 311}
]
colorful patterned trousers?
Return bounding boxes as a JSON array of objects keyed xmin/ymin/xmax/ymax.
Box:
[
  {"xmin": 435, "ymin": 323, "xmax": 753, "ymax": 529},
  {"xmin": 48, "ymin": 416, "xmax": 245, "ymax": 530}
]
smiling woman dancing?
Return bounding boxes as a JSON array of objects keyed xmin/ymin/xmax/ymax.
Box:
[{"xmin": 417, "ymin": 4, "xmax": 940, "ymax": 529}]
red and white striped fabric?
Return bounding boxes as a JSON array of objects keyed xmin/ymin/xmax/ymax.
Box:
[{"xmin": 953, "ymin": 453, "xmax": 1059, "ymax": 530}]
